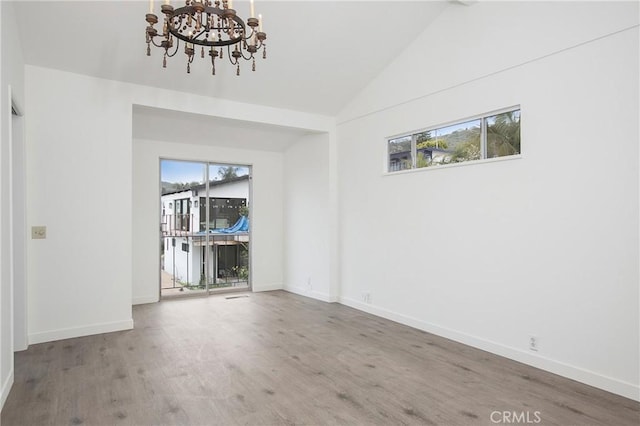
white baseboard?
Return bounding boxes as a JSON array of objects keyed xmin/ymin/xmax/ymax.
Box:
[
  {"xmin": 285, "ymin": 285, "xmax": 332, "ymax": 302},
  {"xmin": 28, "ymin": 319, "xmax": 134, "ymax": 345},
  {"xmin": 0, "ymin": 368, "xmax": 14, "ymax": 410},
  {"xmin": 133, "ymin": 295, "xmax": 159, "ymax": 305},
  {"xmin": 252, "ymin": 283, "xmax": 283, "ymax": 292},
  {"xmin": 338, "ymin": 296, "xmax": 640, "ymax": 402},
  {"xmin": 14, "ymin": 342, "xmax": 28, "ymax": 352}
]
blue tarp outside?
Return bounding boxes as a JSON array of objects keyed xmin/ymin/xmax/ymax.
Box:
[
  {"xmin": 195, "ymin": 216, "xmax": 249, "ymax": 235},
  {"xmin": 213, "ymin": 215, "xmax": 249, "ymax": 234}
]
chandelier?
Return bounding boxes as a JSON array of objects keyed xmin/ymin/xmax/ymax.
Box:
[{"xmin": 145, "ymin": 0, "xmax": 267, "ymax": 75}]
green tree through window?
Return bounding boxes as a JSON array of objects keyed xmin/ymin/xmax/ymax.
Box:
[{"xmin": 487, "ymin": 110, "xmax": 521, "ymax": 158}]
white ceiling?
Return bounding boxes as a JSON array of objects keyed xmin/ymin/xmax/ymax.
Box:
[{"xmin": 12, "ymin": 0, "xmax": 451, "ymax": 116}]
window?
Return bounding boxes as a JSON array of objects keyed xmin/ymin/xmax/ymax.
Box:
[
  {"xmin": 486, "ymin": 110, "xmax": 521, "ymax": 158},
  {"xmin": 388, "ymin": 135, "xmax": 412, "ymax": 172},
  {"xmin": 387, "ymin": 108, "xmax": 520, "ymax": 173},
  {"xmin": 174, "ymin": 198, "xmax": 191, "ymax": 231}
]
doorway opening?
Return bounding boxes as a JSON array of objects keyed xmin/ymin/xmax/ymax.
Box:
[{"xmin": 160, "ymin": 159, "xmax": 251, "ymax": 298}]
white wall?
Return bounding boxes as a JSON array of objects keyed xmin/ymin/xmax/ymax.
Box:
[
  {"xmin": 338, "ymin": 1, "xmax": 640, "ymax": 123},
  {"xmin": 133, "ymin": 138, "xmax": 284, "ymax": 303},
  {"xmin": 0, "ymin": 0, "xmax": 26, "ymax": 409},
  {"xmin": 336, "ymin": 1, "xmax": 639, "ymax": 400},
  {"xmin": 283, "ymin": 133, "xmax": 332, "ymax": 301},
  {"xmin": 25, "ymin": 67, "xmax": 134, "ymax": 344},
  {"xmin": 23, "ymin": 64, "xmax": 333, "ymax": 339}
]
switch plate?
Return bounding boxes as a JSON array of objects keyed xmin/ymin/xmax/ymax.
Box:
[{"xmin": 32, "ymin": 226, "xmax": 47, "ymax": 239}]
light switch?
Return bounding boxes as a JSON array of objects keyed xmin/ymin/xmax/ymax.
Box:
[{"xmin": 32, "ymin": 226, "xmax": 47, "ymax": 239}]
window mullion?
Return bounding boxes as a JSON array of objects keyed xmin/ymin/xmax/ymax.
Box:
[
  {"xmin": 480, "ymin": 117, "xmax": 488, "ymax": 159},
  {"xmin": 411, "ymin": 134, "xmax": 417, "ymax": 169}
]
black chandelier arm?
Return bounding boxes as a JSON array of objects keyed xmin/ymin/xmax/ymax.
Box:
[
  {"xmin": 149, "ymin": 36, "xmax": 165, "ymax": 48},
  {"xmin": 165, "ymin": 38, "xmax": 181, "ymax": 58},
  {"xmin": 149, "ymin": 32, "xmax": 187, "ymax": 58},
  {"xmin": 192, "ymin": 27, "xmax": 209, "ymax": 42},
  {"xmin": 226, "ymin": 45, "xmax": 238, "ymax": 65},
  {"xmin": 238, "ymin": 46, "xmax": 254, "ymax": 61},
  {"xmin": 169, "ymin": 27, "xmax": 244, "ymax": 47},
  {"xmin": 239, "ymin": 52, "xmax": 253, "ymax": 61},
  {"xmin": 171, "ymin": 26, "xmax": 206, "ymax": 45}
]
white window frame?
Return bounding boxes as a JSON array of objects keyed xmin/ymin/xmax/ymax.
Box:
[{"xmin": 384, "ymin": 105, "xmax": 521, "ymax": 175}]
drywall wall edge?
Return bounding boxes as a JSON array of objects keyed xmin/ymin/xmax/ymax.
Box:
[{"xmin": 0, "ymin": 367, "xmax": 13, "ymax": 409}]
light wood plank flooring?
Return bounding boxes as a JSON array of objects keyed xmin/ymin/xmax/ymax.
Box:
[{"xmin": 2, "ymin": 290, "xmax": 639, "ymax": 425}]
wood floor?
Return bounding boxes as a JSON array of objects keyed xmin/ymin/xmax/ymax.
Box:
[{"xmin": 2, "ymin": 291, "xmax": 638, "ymax": 425}]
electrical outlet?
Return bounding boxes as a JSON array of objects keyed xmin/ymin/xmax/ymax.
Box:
[
  {"xmin": 306, "ymin": 277, "xmax": 312, "ymax": 290},
  {"xmin": 529, "ymin": 335, "xmax": 538, "ymax": 352},
  {"xmin": 362, "ymin": 292, "xmax": 371, "ymax": 304},
  {"xmin": 32, "ymin": 226, "xmax": 47, "ymax": 239}
]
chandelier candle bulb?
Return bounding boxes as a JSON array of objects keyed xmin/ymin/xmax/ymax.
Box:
[
  {"xmin": 258, "ymin": 14, "xmax": 262, "ymax": 32},
  {"xmin": 250, "ymin": 0, "xmax": 255, "ymax": 18},
  {"xmin": 149, "ymin": 0, "xmax": 153, "ymax": 14}
]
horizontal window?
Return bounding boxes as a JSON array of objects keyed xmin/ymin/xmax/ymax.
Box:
[{"xmin": 387, "ymin": 108, "xmax": 520, "ymax": 173}]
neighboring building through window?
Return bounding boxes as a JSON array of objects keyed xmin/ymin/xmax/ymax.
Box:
[
  {"xmin": 387, "ymin": 108, "xmax": 520, "ymax": 172},
  {"xmin": 199, "ymin": 197, "xmax": 247, "ymax": 231}
]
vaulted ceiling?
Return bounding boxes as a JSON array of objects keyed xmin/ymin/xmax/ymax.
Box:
[{"xmin": 12, "ymin": 1, "xmax": 452, "ymax": 116}]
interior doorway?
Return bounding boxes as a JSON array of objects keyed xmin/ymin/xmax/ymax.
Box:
[{"xmin": 160, "ymin": 159, "xmax": 251, "ymax": 298}]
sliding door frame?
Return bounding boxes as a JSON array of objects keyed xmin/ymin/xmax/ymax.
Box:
[{"xmin": 158, "ymin": 158, "xmax": 252, "ymax": 299}]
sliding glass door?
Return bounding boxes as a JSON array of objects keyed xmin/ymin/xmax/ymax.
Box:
[{"xmin": 160, "ymin": 159, "xmax": 251, "ymax": 298}]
